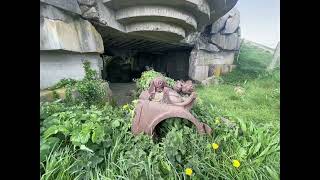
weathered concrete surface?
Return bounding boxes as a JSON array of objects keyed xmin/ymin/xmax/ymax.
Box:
[
  {"xmin": 103, "ymin": 0, "xmax": 237, "ymax": 28},
  {"xmin": 188, "ymin": 49, "xmax": 236, "ymax": 81},
  {"xmin": 40, "ymin": 0, "xmax": 238, "ymax": 52},
  {"xmin": 40, "ymin": 2, "xmax": 106, "ymax": 89},
  {"xmin": 209, "ymin": 7, "xmax": 241, "ymax": 50},
  {"xmin": 210, "ymin": 32, "xmax": 240, "ymax": 50},
  {"xmin": 95, "ymin": 0, "xmax": 126, "ymax": 31},
  {"xmin": 91, "ymin": 0, "xmax": 238, "ymax": 50},
  {"xmin": 192, "ymin": 50, "xmax": 235, "ymax": 66},
  {"xmin": 116, "ymin": 6, "xmax": 197, "ymax": 31},
  {"xmin": 40, "ymin": 3, "xmax": 74, "ymax": 21},
  {"xmin": 40, "ymin": 3, "xmax": 104, "ymax": 53},
  {"xmin": 40, "ymin": 51, "xmax": 102, "ymax": 89},
  {"xmin": 40, "ymin": 17, "xmax": 104, "ymax": 53},
  {"xmin": 77, "ymin": 0, "xmax": 96, "ymax": 6},
  {"xmin": 103, "ymin": 0, "xmax": 210, "ymax": 23},
  {"xmin": 221, "ymin": 8, "xmax": 240, "ymax": 34},
  {"xmin": 211, "ymin": 15, "xmax": 229, "ymax": 34},
  {"xmin": 188, "ymin": 7, "xmax": 240, "ymax": 81},
  {"xmin": 189, "ymin": 64, "xmax": 209, "ymax": 82},
  {"xmin": 82, "ymin": 7, "xmax": 99, "ymax": 20},
  {"xmin": 39, "ymin": 0, "xmax": 240, "ymax": 87},
  {"xmin": 40, "ymin": 0, "xmax": 81, "ymax": 15},
  {"xmin": 126, "ymin": 22, "xmax": 186, "ymax": 40},
  {"xmin": 195, "ymin": 37, "xmax": 220, "ymax": 52}
]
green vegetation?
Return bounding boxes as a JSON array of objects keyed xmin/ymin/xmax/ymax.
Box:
[
  {"xmin": 65, "ymin": 61, "xmax": 108, "ymax": 107},
  {"xmin": 40, "ymin": 41, "xmax": 279, "ymax": 179},
  {"xmin": 136, "ymin": 70, "xmax": 175, "ymax": 93},
  {"xmin": 47, "ymin": 78, "xmax": 77, "ymax": 90}
]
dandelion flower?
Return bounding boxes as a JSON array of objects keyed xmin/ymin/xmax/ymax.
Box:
[
  {"xmin": 185, "ymin": 168, "xmax": 193, "ymax": 176},
  {"xmin": 232, "ymin": 160, "xmax": 241, "ymax": 168},
  {"xmin": 122, "ymin": 104, "xmax": 129, "ymax": 109},
  {"xmin": 215, "ymin": 117, "xmax": 220, "ymax": 124},
  {"xmin": 212, "ymin": 143, "xmax": 219, "ymax": 150}
]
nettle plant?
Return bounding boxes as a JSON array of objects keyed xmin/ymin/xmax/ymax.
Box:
[
  {"xmin": 65, "ymin": 61, "xmax": 107, "ymax": 107},
  {"xmin": 40, "ymin": 103, "xmax": 130, "ymax": 176}
]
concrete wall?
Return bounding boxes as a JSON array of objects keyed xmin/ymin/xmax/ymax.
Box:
[
  {"xmin": 40, "ymin": 51, "xmax": 102, "ymax": 89},
  {"xmin": 40, "ymin": 2, "xmax": 104, "ymax": 90},
  {"xmin": 188, "ymin": 7, "xmax": 241, "ymax": 82},
  {"xmin": 189, "ymin": 49, "xmax": 235, "ymax": 81}
]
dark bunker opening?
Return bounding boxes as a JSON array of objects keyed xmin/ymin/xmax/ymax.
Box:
[{"xmin": 102, "ymin": 47, "xmax": 192, "ymax": 83}]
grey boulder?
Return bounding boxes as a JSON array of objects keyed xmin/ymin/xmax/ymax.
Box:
[
  {"xmin": 40, "ymin": 0, "xmax": 81, "ymax": 15},
  {"xmin": 221, "ymin": 8, "xmax": 240, "ymax": 34},
  {"xmin": 210, "ymin": 33, "xmax": 240, "ymax": 50}
]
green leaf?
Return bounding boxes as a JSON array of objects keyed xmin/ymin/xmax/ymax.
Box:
[
  {"xmin": 252, "ymin": 142, "xmax": 262, "ymax": 155},
  {"xmin": 70, "ymin": 129, "xmax": 82, "ymax": 145},
  {"xmin": 57, "ymin": 126, "xmax": 69, "ymax": 136},
  {"xmin": 265, "ymin": 166, "xmax": 279, "ymax": 180},
  {"xmin": 238, "ymin": 147, "xmax": 247, "ymax": 159},
  {"xmin": 80, "ymin": 145, "xmax": 94, "ymax": 153},
  {"xmin": 111, "ymin": 120, "xmax": 120, "ymax": 128},
  {"xmin": 79, "ymin": 127, "xmax": 91, "ymax": 144},
  {"xmin": 92, "ymin": 125, "xmax": 105, "ymax": 144},
  {"xmin": 43, "ymin": 125, "xmax": 59, "ymax": 138},
  {"xmin": 237, "ymin": 118, "xmax": 247, "ymax": 133},
  {"xmin": 176, "ymin": 154, "xmax": 182, "ymax": 163},
  {"xmin": 159, "ymin": 160, "xmax": 171, "ymax": 175},
  {"xmin": 257, "ymin": 146, "xmax": 271, "ymax": 158}
]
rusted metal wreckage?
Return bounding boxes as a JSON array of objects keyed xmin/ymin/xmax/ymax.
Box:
[{"xmin": 131, "ymin": 77, "xmax": 212, "ymax": 136}]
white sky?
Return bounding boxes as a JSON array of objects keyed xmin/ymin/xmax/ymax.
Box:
[{"xmin": 236, "ymin": 0, "xmax": 280, "ymax": 48}]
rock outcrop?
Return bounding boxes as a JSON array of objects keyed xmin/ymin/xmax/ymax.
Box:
[
  {"xmin": 188, "ymin": 7, "xmax": 241, "ymax": 82},
  {"xmin": 40, "ymin": 0, "xmax": 104, "ymax": 89}
]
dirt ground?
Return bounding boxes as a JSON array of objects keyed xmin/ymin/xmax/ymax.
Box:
[{"xmin": 109, "ymin": 82, "xmax": 136, "ymax": 106}]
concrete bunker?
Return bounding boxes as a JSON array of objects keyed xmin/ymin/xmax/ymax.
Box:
[{"xmin": 40, "ymin": 0, "xmax": 240, "ymax": 90}]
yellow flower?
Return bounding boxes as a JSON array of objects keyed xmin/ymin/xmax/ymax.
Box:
[
  {"xmin": 212, "ymin": 143, "xmax": 219, "ymax": 150},
  {"xmin": 232, "ymin": 160, "xmax": 241, "ymax": 168},
  {"xmin": 214, "ymin": 117, "xmax": 220, "ymax": 124},
  {"xmin": 122, "ymin": 104, "xmax": 129, "ymax": 109},
  {"xmin": 185, "ymin": 168, "xmax": 193, "ymax": 176}
]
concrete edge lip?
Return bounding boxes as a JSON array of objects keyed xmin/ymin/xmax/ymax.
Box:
[
  {"xmin": 101, "ymin": 0, "xmax": 238, "ymax": 32},
  {"xmin": 126, "ymin": 22, "xmax": 186, "ymax": 39},
  {"xmin": 115, "ymin": 5, "xmax": 198, "ymax": 30},
  {"xmin": 103, "ymin": 0, "xmax": 210, "ymax": 14},
  {"xmin": 103, "ymin": 0, "xmax": 211, "ymax": 26}
]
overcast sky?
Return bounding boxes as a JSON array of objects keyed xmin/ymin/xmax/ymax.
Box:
[{"xmin": 236, "ymin": 0, "xmax": 280, "ymax": 48}]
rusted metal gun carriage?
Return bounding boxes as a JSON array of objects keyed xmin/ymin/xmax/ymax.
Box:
[{"xmin": 131, "ymin": 77, "xmax": 212, "ymax": 136}]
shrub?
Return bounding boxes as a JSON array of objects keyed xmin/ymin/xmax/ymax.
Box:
[
  {"xmin": 65, "ymin": 61, "xmax": 108, "ymax": 107},
  {"xmin": 136, "ymin": 70, "xmax": 175, "ymax": 93},
  {"xmin": 47, "ymin": 78, "xmax": 77, "ymax": 90}
]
